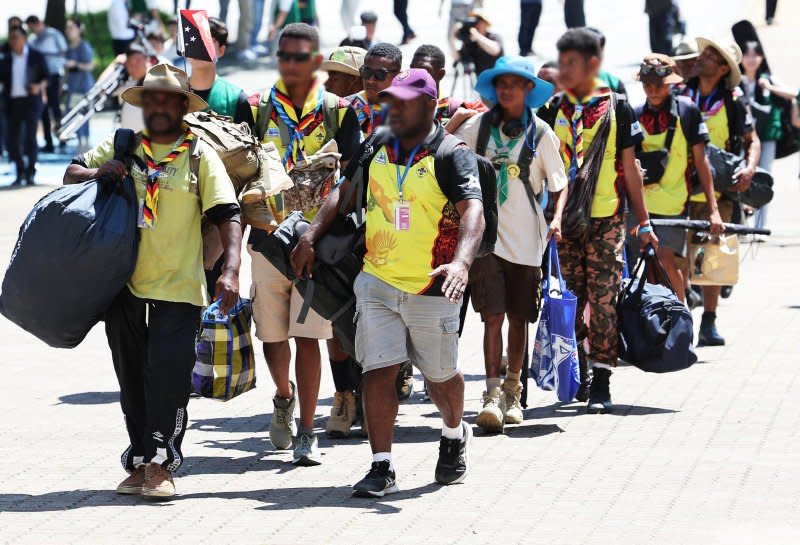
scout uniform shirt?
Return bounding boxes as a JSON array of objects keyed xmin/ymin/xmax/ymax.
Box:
[
  {"xmin": 542, "ymin": 79, "xmax": 643, "ymax": 218},
  {"xmin": 455, "ymin": 112, "xmax": 567, "ymax": 267},
  {"xmin": 342, "ymin": 125, "xmax": 482, "ymax": 296},
  {"xmin": 681, "ymin": 80, "xmax": 754, "ymax": 203},
  {"xmin": 254, "ymin": 78, "xmax": 360, "ymax": 223},
  {"xmin": 347, "ymin": 90, "xmax": 387, "ymax": 138},
  {"xmin": 80, "ymin": 130, "xmax": 237, "ymax": 307},
  {"xmin": 637, "ymin": 96, "xmax": 709, "ymax": 216}
]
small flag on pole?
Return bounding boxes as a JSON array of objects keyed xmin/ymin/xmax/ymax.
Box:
[{"xmin": 177, "ymin": 9, "xmax": 217, "ymax": 62}]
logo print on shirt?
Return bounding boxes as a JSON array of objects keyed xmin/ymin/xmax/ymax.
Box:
[
  {"xmin": 417, "ymin": 166, "xmax": 427, "ymax": 177},
  {"xmin": 375, "ymin": 151, "xmax": 387, "ymax": 165},
  {"xmin": 631, "ymin": 121, "xmax": 643, "ymax": 136},
  {"xmin": 698, "ymin": 122, "xmax": 709, "ymax": 135},
  {"xmin": 266, "ymin": 127, "xmax": 280, "ymax": 137},
  {"xmin": 557, "ymin": 118, "xmax": 568, "ymax": 127}
]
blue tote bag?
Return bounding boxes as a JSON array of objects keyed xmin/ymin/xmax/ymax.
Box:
[{"xmin": 531, "ymin": 239, "xmax": 581, "ymax": 402}]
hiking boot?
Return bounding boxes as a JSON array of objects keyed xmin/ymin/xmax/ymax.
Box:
[
  {"xmin": 352, "ymin": 461, "xmax": 398, "ymax": 498},
  {"xmin": 269, "ymin": 382, "xmax": 297, "ymax": 450},
  {"xmin": 293, "ymin": 431, "xmax": 322, "ymax": 466},
  {"xmin": 686, "ymin": 286, "xmax": 703, "ymax": 310},
  {"xmin": 435, "ymin": 422, "xmax": 472, "ymax": 485},
  {"xmin": 475, "ymin": 387, "xmax": 504, "ymax": 433},
  {"xmin": 116, "ymin": 466, "xmax": 146, "ymax": 495},
  {"xmin": 326, "ymin": 390, "xmax": 356, "ymax": 438},
  {"xmin": 142, "ymin": 463, "xmax": 175, "ymax": 498},
  {"xmin": 575, "ymin": 345, "xmax": 591, "ymax": 402},
  {"xmin": 698, "ymin": 311, "xmax": 725, "ymax": 346},
  {"xmin": 587, "ymin": 367, "xmax": 613, "ymax": 414},
  {"xmin": 396, "ymin": 362, "xmax": 414, "ymax": 402},
  {"xmin": 502, "ymin": 379, "xmax": 524, "ymax": 425}
]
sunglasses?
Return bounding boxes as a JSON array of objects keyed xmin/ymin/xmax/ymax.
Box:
[
  {"xmin": 639, "ymin": 63, "xmax": 674, "ymax": 78},
  {"xmin": 276, "ymin": 50, "xmax": 315, "ymax": 63},
  {"xmin": 360, "ymin": 66, "xmax": 398, "ymax": 82}
]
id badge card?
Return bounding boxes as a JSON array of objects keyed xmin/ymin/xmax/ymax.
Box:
[
  {"xmin": 137, "ymin": 198, "xmax": 152, "ymax": 229},
  {"xmin": 393, "ymin": 201, "xmax": 410, "ymax": 231}
]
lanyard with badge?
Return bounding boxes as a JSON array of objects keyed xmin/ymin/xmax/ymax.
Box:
[{"xmin": 393, "ymin": 139, "xmax": 421, "ymax": 231}]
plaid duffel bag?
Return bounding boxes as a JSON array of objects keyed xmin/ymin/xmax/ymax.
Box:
[{"xmin": 192, "ymin": 298, "xmax": 257, "ymax": 401}]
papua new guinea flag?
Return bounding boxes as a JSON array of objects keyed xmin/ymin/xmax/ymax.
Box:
[{"xmin": 178, "ymin": 10, "xmax": 216, "ymax": 62}]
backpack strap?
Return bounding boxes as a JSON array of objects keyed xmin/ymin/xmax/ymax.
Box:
[
  {"xmin": 339, "ymin": 127, "xmax": 392, "ymax": 222},
  {"xmin": 255, "ymin": 92, "xmax": 291, "ymax": 148},
  {"xmin": 321, "ymin": 92, "xmax": 341, "ymax": 141},
  {"xmin": 633, "ymin": 98, "xmax": 679, "ymax": 153},
  {"xmin": 536, "ymin": 93, "xmax": 564, "ymax": 129},
  {"xmin": 475, "ymin": 111, "xmax": 492, "ymax": 157},
  {"xmin": 517, "ymin": 115, "xmax": 548, "ymax": 196}
]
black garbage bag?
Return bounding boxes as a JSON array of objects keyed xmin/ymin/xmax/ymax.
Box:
[{"xmin": 0, "ymin": 130, "xmax": 139, "ymax": 348}]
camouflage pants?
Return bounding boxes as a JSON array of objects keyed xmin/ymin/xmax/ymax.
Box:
[{"xmin": 559, "ymin": 215, "xmax": 625, "ymax": 366}]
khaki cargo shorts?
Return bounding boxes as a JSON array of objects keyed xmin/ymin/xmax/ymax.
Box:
[{"xmin": 247, "ymin": 245, "xmax": 332, "ymax": 343}]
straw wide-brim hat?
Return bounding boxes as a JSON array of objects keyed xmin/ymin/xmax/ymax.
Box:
[
  {"xmin": 696, "ymin": 37, "xmax": 743, "ymax": 89},
  {"xmin": 672, "ymin": 38, "xmax": 700, "ymax": 61},
  {"xmin": 121, "ymin": 63, "xmax": 208, "ymax": 113}
]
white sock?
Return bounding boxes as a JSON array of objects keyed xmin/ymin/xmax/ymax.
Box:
[
  {"xmin": 442, "ymin": 421, "xmax": 464, "ymax": 440},
  {"xmin": 486, "ymin": 377, "xmax": 502, "ymax": 391},
  {"xmin": 373, "ymin": 452, "xmax": 394, "ymax": 471}
]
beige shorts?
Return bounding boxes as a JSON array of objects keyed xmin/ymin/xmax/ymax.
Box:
[{"xmin": 247, "ymin": 245, "xmax": 332, "ymax": 343}]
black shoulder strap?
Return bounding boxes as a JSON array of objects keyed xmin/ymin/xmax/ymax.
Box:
[
  {"xmin": 475, "ymin": 112, "xmax": 492, "ymax": 157},
  {"xmin": 517, "ymin": 116, "xmax": 549, "ymax": 198},
  {"xmin": 663, "ymin": 97, "xmax": 679, "ymax": 151},
  {"xmin": 536, "ymin": 93, "xmax": 564, "ymax": 129},
  {"xmin": 339, "ymin": 127, "xmax": 392, "ymax": 221}
]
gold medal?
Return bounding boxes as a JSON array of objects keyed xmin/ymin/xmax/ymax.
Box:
[{"xmin": 507, "ymin": 163, "xmax": 521, "ymax": 179}]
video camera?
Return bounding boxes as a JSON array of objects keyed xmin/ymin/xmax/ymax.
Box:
[{"xmin": 456, "ymin": 16, "xmax": 479, "ymax": 43}]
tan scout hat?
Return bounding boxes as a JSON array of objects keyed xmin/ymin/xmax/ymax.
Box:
[
  {"xmin": 321, "ymin": 46, "xmax": 367, "ymax": 77},
  {"xmin": 121, "ymin": 63, "xmax": 208, "ymax": 113},
  {"xmin": 696, "ymin": 37, "xmax": 743, "ymax": 89}
]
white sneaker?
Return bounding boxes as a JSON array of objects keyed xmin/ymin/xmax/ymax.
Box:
[{"xmin": 252, "ymin": 43, "xmax": 269, "ymax": 56}]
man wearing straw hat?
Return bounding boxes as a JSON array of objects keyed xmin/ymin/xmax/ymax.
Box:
[
  {"xmin": 64, "ymin": 63, "xmax": 243, "ymax": 498},
  {"xmin": 679, "ymin": 37, "xmax": 761, "ymax": 347}
]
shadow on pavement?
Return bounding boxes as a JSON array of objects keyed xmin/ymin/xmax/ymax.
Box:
[
  {"xmin": 57, "ymin": 391, "xmax": 119, "ymax": 405},
  {"xmin": 0, "ymin": 482, "xmax": 440, "ymax": 514},
  {"xmin": 525, "ymin": 402, "xmax": 678, "ymax": 418}
]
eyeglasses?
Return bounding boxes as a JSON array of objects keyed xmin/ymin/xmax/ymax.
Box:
[
  {"xmin": 360, "ymin": 66, "xmax": 398, "ymax": 82},
  {"xmin": 276, "ymin": 50, "xmax": 314, "ymax": 63},
  {"xmin": 639, "ymin": 63, "xmax": 674, "ymax": 78}
]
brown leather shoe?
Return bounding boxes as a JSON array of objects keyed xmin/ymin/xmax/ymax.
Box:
[
  {"xmin": 116, "ymin": 466, "xmax": 146, "ymax": 495},
  {"xmin": 142, "ymin": 463, "xmax": 176, "ymax": 498}
]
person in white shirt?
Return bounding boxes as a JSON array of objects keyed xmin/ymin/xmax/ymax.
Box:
[
  {"xmin": 452, "ymin": 56, "xmax": 567, "ymax": 432},
  {"xmin": 109, "ymin": 0, "xmax": 135, "ymax": 54},
  {"xmin": 116, "ymin": 44, "xmax": 151, "ymax": 132},
  {"xmin": 26, "ymin": 15, "xmax": 68, "ymax": 152}
]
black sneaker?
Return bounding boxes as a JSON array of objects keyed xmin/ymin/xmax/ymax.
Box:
[
  {"xmin": 352, "ymin": 461, "xmax": 398, "ymax": 498},
  {"xmin": 587, "ymin": 367, "xmax": 613, "ymax": 414},
  {"xmin": 435, "ymin": 422, "xmax": 471, "ymax": 485}
]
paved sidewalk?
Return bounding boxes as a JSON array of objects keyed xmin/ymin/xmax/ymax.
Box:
[{"xmin": 1, "ymin": 1, "xmax": 800, "ymax": 544}]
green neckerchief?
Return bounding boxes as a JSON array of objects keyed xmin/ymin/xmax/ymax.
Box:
[{"xmin": 490, "ymin": 125, "xmax": 522, "ymax": 206}]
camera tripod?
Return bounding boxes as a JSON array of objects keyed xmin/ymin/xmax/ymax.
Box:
[{"xmin": 450, "ymin": 59, "xmax": 477, "ymax": 100}]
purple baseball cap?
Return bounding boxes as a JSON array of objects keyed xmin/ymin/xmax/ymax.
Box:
[{"xmin": 378, "ymin": 69, "xmax": 438, "ymax": 101}]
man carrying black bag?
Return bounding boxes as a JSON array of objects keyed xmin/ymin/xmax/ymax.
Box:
[{"xmin": 64, "ymin": 64, "xmax": 242, "ymax": 499}]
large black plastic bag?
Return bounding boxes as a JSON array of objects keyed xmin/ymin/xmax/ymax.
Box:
[{"xmin": 0, "ymin": 171, "xmax": 139, "ymax": 348}]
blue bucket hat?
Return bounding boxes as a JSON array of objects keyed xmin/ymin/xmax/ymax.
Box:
[{"xmin": 475, "ymin": 56, "xmax": 554, "ymax": 109}]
